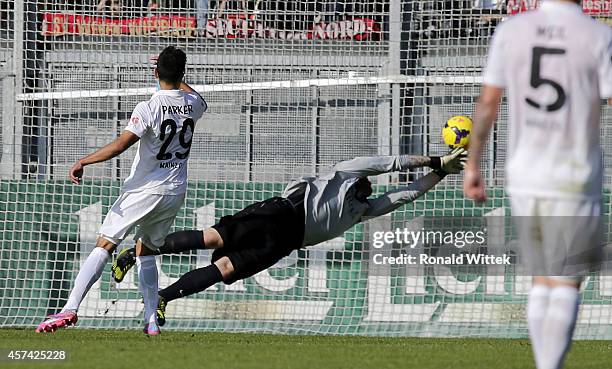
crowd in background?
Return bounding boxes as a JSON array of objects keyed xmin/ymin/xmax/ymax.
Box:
[
  {"xmin": 92, "ymin": 0, "xmax": 389, "ymax": 31},
  {"xmin": 0, "ymin": 0, "xmax": 508, "ymax": 38}
]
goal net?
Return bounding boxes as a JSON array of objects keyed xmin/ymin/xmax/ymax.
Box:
[{"xmin": 1, "ymin": 0, "xmax": 611, "ymax": 338}]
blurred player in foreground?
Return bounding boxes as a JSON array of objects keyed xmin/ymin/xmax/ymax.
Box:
[
  {"xmin": 36, "ymin": 46, "xmax": 207, "ymax": 335},
  {"xmin": 464, "ymin": 1, "xmax": 612, "ymax": 368},
  {"xmin": 112, "ymin": 149, "xmax": 466, "ymax": 325}
]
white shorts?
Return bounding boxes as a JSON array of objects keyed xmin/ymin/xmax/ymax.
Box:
[
  {"xmin": 98, "ymin": 191, "xmax": 186, "ymax": 250},
  {"xmin": 510, "ymin": 195, "xmax": 603, "ymax": 282}
]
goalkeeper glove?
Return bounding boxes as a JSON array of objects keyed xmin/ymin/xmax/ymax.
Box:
[{"xmin": 430, "ymin": 147, "xmax": 467, "ymax": 175}]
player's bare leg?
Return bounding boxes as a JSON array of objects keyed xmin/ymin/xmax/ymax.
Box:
[
  {"xmin": 213, "ymin": 256, "xmax": 235, "ymax": 280},
  {"xmin": 156, "ymin": 256, "xmax": 232, "ymax": 326},
  {"xmin": 36, "ymin": 238, "xmax": 117, "ymax": 333},
  {"xmin": 528, "ymin": 276, "xmax": 579, "ymax": 369},
  {"xmin": 136, "ymin": 240, "xmax": 161, "ymax": 335}
]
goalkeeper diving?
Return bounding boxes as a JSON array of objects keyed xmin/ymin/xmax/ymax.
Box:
[{"xmin": 113, "ymin": 149, "xmax": 466, "ymax": 325}]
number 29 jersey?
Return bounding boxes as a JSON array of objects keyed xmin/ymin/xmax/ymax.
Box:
[
  {"xmin": 483, "ymin": 1, "xmax": 612, "ymax": 200},
  {"xmin": 122, "ymin": 89, "xmax": 207, "ymax": 195}
]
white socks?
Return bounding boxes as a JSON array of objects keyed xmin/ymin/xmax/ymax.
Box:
[
  {"xmin": 527, "ymin": 285, "xmax": 551, "ymax": 368},
  {"xmin": 540, "ymin": 286, "xmax": 580, "ymax": 369},
  {"xmin": 528, "ymin": 284, "xmax": 580, "ymax": 369},
  {"xmin": 62, "ymin": 247, "xmax": 110, "ymax": 313},
  {"xmin": 61, "ymin": 247, "xmax": 160, "ymax": 327},
  {"xmin": 137, "ymin": 255, "xmax": 159, "ymax": 325}
]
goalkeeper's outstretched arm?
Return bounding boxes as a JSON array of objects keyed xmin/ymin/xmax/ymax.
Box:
[
  {"xmin": 362, "ymin": 171, "xmax": 445, "ymax": 219},
  {"xmin": 332, "ymin": 149, "xmax": 465, "ymax": 178},
  {"xmin": 362, "ymin": 148, "xmax": 466, "ymax": 219}
]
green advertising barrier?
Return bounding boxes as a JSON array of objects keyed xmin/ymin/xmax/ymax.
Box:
[{"xmin": 1, "ymin": 180, "xmax": 611, "ymax": 338}]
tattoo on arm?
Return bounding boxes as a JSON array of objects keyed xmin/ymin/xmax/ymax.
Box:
[{"xmin": 405, "ymin": 155, "xmax": 432, "ymax": 170}]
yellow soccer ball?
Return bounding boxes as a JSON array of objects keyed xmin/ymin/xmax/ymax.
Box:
[{"xmin": 442, "ymin": 115, "xmax": 472, "ymax": 148}]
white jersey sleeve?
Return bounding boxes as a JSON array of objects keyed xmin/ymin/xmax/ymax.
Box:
[
  {"xmin": 186, "ymin": 91, "xmax": 207, "ymax": 117},
  {"xmin": 125, "ymin": 102, "xmax": 153, "ymax": 137},
  {"xmin": 598, "ymin": 28, "xmax": 612, "ymax": 99},
  {"xmin": 483, "ymin": 22, "xmax": 509, "ymax": 88}
]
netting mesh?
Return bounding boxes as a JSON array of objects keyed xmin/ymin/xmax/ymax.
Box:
[{"xmin": 0, "ymin": 0, "xmax": 611, "ymax": 338}]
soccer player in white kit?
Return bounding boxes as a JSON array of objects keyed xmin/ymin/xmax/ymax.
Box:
[
  {"xmin": 464, "ymin": 1, "xmax": 612, "ymax": 368},
  {"xmin": 36, "ymin": 46, "xmax": 207, "ymax": 335}
]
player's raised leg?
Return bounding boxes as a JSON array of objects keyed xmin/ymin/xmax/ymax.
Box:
[
  {"xmin": 112, "ymin": 229, "xmax": 219, "ymax": 283},
  {"xmin": 36, "ymin": 238, "xmax": 116, "ymax": 333}
]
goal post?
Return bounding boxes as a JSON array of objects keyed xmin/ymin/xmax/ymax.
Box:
[{"xmin": 1, "ymin": 0, "xmax": 611, "ymax": 338}]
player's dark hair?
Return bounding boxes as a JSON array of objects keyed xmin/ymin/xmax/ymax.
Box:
[{"xmin": 156, "ymin": 46, "xmax": 186, "ymax": 84}]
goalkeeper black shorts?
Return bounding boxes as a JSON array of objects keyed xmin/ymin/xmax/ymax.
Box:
[{"xmin": 211, "ymin": 195, "xmax": 305, "ymax": 284}]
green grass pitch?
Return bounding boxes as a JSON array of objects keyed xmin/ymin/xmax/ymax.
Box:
[{"xmin": 1, "ymin": 329, "xmax": 611, "ymax": 369}]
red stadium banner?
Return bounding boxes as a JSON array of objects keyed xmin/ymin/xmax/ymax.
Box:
[
  {"xmin": 41, "ymin": 13, "xmax": 381, "ymax": 41},
  {"xmin": 202, "ymin": 16, "xmax": 381, "ymax": 40},
  {"xmin": 41, "ymin": 13, "xmax": 197, "ymax": 37},
  {"xmin": 507, "ymin": 0, "xmax": 611, "ymax": 15}
]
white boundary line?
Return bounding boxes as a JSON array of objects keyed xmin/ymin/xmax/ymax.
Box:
[{"xmin": 16, "ymin": 75, "xmax": 484, "ymax": 101}]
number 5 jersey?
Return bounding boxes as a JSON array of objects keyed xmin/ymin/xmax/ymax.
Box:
[{"xmin": 482, "ymin": 1, "xmax": 612, "ymax": 200}]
